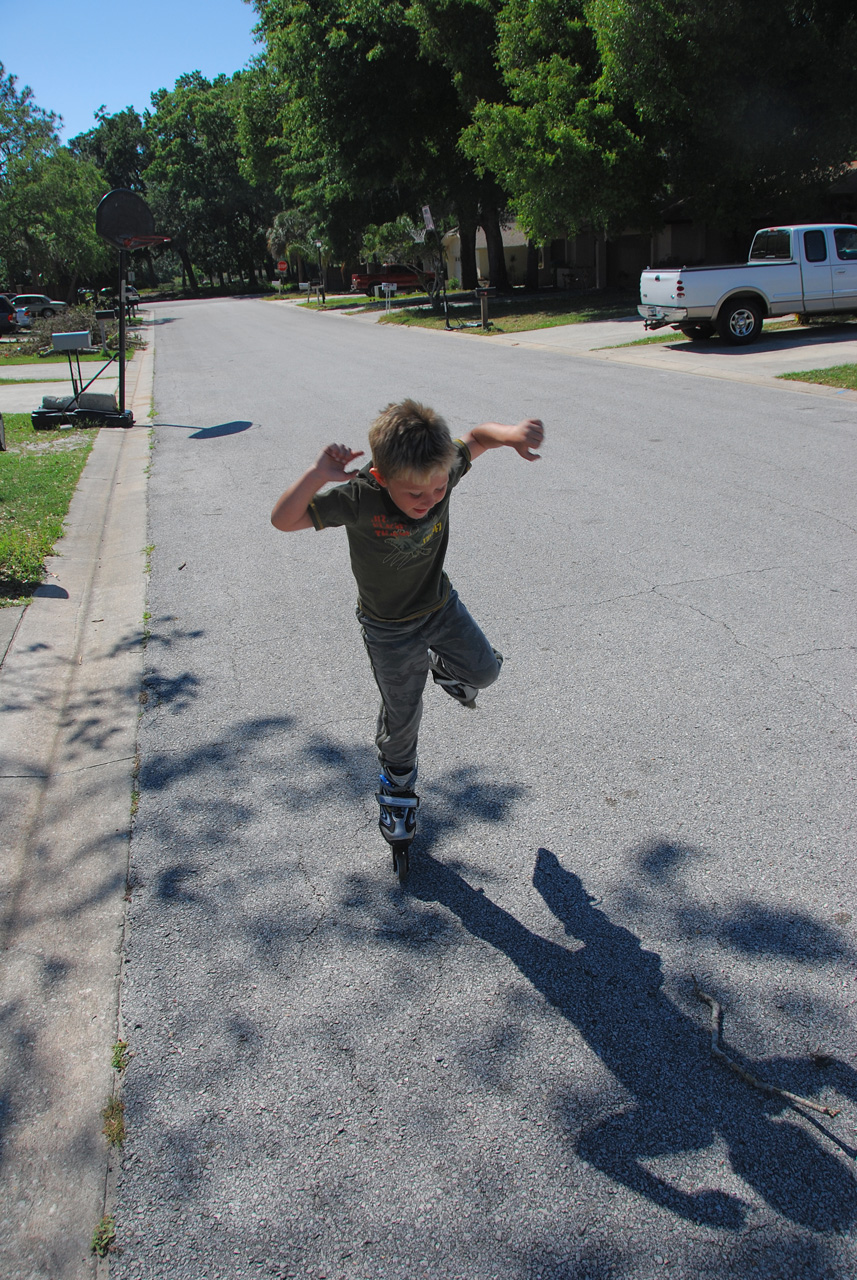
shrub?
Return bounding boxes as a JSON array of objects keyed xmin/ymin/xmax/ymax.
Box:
[{"xmin": 14, "ymin": 305, "xmax": 142, "ymax": 357}]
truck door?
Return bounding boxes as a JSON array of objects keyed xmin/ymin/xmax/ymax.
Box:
[
  {"xmin": 799, "ymin": 229, "xmax": 834, "ymax": 311},
  {"xmin": 832, "ymin": 227, "xmax": 857, "ymax": 310}
]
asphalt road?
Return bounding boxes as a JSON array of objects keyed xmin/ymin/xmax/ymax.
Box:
[{"xmin": 112, "ymin": 297, "xmax": 856, "ymax": 1280}]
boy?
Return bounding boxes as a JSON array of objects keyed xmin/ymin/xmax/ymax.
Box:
[{"xmin": 271, "ymin": 400, "xmax": 544, "ymax": 867}]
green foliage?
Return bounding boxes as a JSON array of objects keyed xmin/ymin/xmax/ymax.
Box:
[
  {"xmin": 360, "ymin": 216, "xmax": 424, "ymax": 265},
  {"xmin": 144, "ymin": 71, "xmax": 279, "ymax": 286},
  {"xmin": 266, "ymin": 208, "xmax": 326, "ymax": 280},
  {"xmin": 111, "ymin": 1040, "xmax": 132, "ymax": 1072},
  {"xmin": 91, "ymin": 1216, "xmax": 116, "ymax": 1258},
  {"xmin": 13, "ymin": 305, "xmax": 109, "ymax": 358},
  {"xmin": 589, "ymin": 0, "xmax": 857, "ymax": 227},
  {"xmin": 468, "ymin": 0, "xmax": 857, "ymax": 240},
  {"xmin": 67, "ymin": 105, "xmax": 148, "ymax": 191},
  {"xmin": 0, "ymin": 147, "xmax": 114, "ymax": 290},
  {"xmin": 0, "ymin": 62, "xmax": 59, "ymax": 179},
  {"xmin": 4, "ymin": 0, "xmax": 857, "ymax": 309},
  {"xmin": 247, "ymin": 0, "xmax": 482, "ymax": 259},
  {"xmin": 464, "ymin": 0, "xmax": 660, "ymax": 238}
]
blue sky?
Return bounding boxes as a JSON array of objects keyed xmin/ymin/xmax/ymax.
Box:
[{"xmin": 1, "ymin": 0, "xmax": 261, "ymax": 141}]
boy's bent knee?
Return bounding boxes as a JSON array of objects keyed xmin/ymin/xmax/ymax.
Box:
[{"xmin": 472, "ymin": 646, "xmax": 503, "ymax": 689}]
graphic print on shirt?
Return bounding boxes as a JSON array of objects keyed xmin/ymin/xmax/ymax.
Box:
[{"xmin": 372, "ymin": 513, "xmax": 444, "ymax": 569}]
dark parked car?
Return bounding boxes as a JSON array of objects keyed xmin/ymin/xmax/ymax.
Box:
[{"xmin": 13, "ymin": 293, "xmax": 68, "ymax": 319}]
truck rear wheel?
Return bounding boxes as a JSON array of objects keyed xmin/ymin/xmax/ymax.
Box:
[{"xmin": 717, "ymin": 298, "xmax": 763, "ymax": 344}]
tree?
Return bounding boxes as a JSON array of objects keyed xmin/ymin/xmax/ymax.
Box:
[
  {"xmin": 589, "ymin": 0, "xmax": 857, "ymax": 230},
  {"xmin": 466, "ymin": 0, "xmax": 857, "ymax": 244},
  {"xmin": 463, "ymin": 0, "xmax": 659, "ymax": 242},
  {"xmin": 144, "ymin": 71, "xmax": 278, "ymax": 289},
  {"xmin": 0, "ymin": 62, "xmax": 58, "ymax": 180},
  {"xmin": 68, "ymin": 106, "xmax": 148, "ymax": 191},
  {"xmin": 1, "ymin": 147, "xmax": 113, "ymax": 294},
  {"xmin": 403, "ymin": 0, "xmax": 517, "ymax": 289},
  {"xmin": 245, "ymin": 0, "xmax": 512, "ymax": 289},
  {"xmin": 266, "ymin": 208, "xmax": 322, "ymax": 282},
  {"xmin": 0, "ymin": 64, "xmax": 114, "ymax": 293},
  {"xmin": 246, "ymin": 0, "xmax": 454, "ymax": 254}
]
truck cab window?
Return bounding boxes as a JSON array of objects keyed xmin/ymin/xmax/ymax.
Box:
[
  {"xmin": 834, "ymin": 228, "xmax": 857, "ymax": 260},
  {"xmin": 750, "ymin": 229, "xmax": 792, "ymax": 260},
  {"xmin": 803, "ymin": 230, "xmax": 827, "ymax": 262}
]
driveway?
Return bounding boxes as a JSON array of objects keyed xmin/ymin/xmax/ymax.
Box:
[{"xmin": 481, "ymin": 314, "xmax": 857, "ymax": 394}]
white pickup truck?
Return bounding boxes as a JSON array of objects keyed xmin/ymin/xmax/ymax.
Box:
[{"xmin": 638, "ymin": 223, "xmax": 857, "ymax": 344}]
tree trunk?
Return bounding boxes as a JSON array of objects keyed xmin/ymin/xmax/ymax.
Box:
[
  {"xmin": 457, "ymin": 215, "xmax": 478, "ymax": 290},
  {"xmin": 481, "ymin": 207, "xmax": 512, "ymax": 292},
  {"xmin": 142, "ymin": 249, "xmax": 158, "ymax": 288},
  {"xmin": 525, "ymin": 241, "xmax": 540, "ymax": 291},
  {"xmin": 178, "ymin": 247, "xmax": 198, "ymax": 294}
]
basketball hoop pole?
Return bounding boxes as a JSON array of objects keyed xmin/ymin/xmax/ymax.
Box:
[{"xmin": 118, "ymin": 249, "xmax": 127, "ymax": 413}]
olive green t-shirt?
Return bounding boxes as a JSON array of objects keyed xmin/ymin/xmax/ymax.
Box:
[{"xmin": 308, "ymin": 440, "xmax": 471, "ymax": 622}]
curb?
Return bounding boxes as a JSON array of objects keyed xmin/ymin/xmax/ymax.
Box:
[{"xmin": 0, "ymin": 317, "xmax": 154, "ymax": 1279}]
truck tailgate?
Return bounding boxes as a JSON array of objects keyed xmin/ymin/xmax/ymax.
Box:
[{"xmin": 639, "ymin": 270, "xmax": 682, "ymax": 307}]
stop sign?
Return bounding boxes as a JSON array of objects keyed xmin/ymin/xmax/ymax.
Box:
[{"xmin": 276, "ymin": 261, "xmax": 288, "ymax": 272}]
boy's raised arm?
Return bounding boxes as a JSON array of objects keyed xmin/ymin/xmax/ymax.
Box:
[
  {"xmin": 271, "ymin": 443, "xmax": 364, "ymax": 532},
  {"xmin": 462, "ymin": 417, "xmax": 544, "ymax": 463}
]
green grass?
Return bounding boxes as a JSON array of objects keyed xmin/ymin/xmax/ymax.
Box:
[
  {"xmin": 778, "ymin": 364, "xmax": 857, "ymax": 390},
  {"xmin": 378, "ymin": 290, "xmax": 637, "ymax": 334},
  {"xmin": 0, "ymin": 412, "xmax": 95, "ymax": 604},
  {"xmin": 604, "ymin": 331, "xmax": 678, "ymax": 348},
  {"xmin": 297, "ymin": 294, "xmax": 390, "ymax": 312},
  {"xmin": 101, "ymin": 1095, "xmax": 125, "ymax": 1146}
]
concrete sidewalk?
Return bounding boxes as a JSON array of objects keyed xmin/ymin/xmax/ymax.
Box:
[{"xmin": 0, "ymin": 320, "xmax": 155, "ymax": 1279}]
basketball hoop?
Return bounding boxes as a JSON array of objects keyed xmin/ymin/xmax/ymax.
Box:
[{"xmin": 96, "ymin": 190, "xmax": 170, "ymax": 252}]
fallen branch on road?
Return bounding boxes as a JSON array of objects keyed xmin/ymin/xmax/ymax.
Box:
[{"xmin": 693, "ymin": 982, "xmax": 840, "ymax": 1118}]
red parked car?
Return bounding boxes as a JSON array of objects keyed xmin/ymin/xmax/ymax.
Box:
[{"xmin": 350, "ymin": 263, "xmax": 436, "ymax": 296}]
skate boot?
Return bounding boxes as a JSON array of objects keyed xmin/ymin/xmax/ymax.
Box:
[
  {"xmin": 428, "ymin": 648, "xmax": 503, "ymax": 709},
  {"xmin": 375, "ymin": 764, "xmax": 419, "ymax": 882}
]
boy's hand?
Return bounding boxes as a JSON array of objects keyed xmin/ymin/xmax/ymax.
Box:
[
  {"xmin": 463, "ymin": 417, "xmax": 545, "ymax": 462},
  {"xmin": 315, "ymin": 443, "xmax": 365, "ymax": 483},
  {"xmin": 508, "ymin": 418, "xmax": 544, "ymax": 461}
]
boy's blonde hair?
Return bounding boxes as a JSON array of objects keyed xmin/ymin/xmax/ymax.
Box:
[{"xmin": 369, "ymin": 399, "xmax": 457, "ymax": 481}]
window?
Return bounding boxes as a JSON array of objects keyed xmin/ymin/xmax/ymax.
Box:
[
  {"xmin": 750, "ymin": 229, "xmax": 792, "ymax": 260},
  {"xmin": 834, "ymin": 227, "xmax": 857, "ymax": 261},
  {"xmin": 803, "ymin": 230, "xmax": 827, "ymax": 262}
]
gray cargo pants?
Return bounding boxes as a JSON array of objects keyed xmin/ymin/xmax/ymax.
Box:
[{"xmin": 358, "ymin": 589, "xmax": 502, "ymax": 774}]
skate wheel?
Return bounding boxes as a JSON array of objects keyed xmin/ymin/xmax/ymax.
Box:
[{"xmin": 392, "ymin": 843, "xmax": 410, "ymax": 882}]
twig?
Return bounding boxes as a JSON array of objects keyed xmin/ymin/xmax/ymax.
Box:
[{"xmin": 693, "ymin": 982, "xmax": 840, "ymax": 1118}]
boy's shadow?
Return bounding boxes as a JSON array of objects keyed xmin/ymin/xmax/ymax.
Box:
[{"xmin": 409, "ymin": 844, "xmax": 857, "ymax": 1231}]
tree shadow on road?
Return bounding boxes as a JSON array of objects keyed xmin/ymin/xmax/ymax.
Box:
[{"xmin": 403, "ymin": 845, "xmax": 857, "ymax": 1234}]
